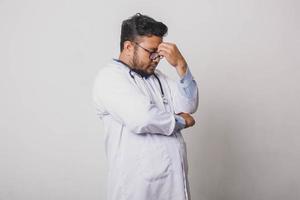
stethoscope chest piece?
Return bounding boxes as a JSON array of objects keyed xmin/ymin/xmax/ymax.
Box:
[{"xmin": 162, "ymin": 95, "xmax": 168, "ymax": 104}]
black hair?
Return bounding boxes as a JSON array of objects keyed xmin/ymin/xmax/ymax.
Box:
[{"xmin": 120, "ymin": 13, "xmax": 168, "ymax": 51}]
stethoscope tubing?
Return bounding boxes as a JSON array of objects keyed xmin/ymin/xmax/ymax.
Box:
[{"xmin": 114, "ymin": 59, "xmax": 168, "ymax": 104}]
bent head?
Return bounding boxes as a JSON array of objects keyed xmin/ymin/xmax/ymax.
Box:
[{"xmin": 120, "ymin": 13, "xmax": 168, "ymax": 76}]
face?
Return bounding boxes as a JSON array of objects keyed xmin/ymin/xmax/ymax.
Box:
[{"xmin": 131, "ymin": 35, "xmax": 163, "ymax": 76}]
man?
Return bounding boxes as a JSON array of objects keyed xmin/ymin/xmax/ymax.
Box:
[{"xmin": 93, "ymin": 13, "xmax": 198, "ymax": 200}]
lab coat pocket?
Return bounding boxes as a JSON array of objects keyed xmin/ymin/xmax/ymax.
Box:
[{"xmin": 138, "ymin": 143, "xmax": 172, "ymax": 182}]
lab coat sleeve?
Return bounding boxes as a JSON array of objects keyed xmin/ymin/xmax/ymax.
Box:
[
  {"xmin": 93, "ymin": 67, "xmax": 176, "ymax": 136},
  {"xmin": 167, "ymin": 67, "xmax": 199, "ymax": 114}
]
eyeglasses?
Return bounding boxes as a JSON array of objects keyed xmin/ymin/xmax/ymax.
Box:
[{"xmin": 133, "ymin": 42, "xmax": 163, "ymax": 60}]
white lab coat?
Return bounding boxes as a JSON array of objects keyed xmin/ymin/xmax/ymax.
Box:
[{"xmin": 93, "ymin": 59, "xmax": 198, "ymax": 200}]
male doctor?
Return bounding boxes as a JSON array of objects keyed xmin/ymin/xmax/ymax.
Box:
[{"xmin": 93, "ymin": 13, "xmax": 198, "ymax": 200}]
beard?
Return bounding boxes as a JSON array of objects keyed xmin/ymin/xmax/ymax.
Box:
[{"xmin": 132, "ymin": 50, "xmax": 156, "ymax": 78}]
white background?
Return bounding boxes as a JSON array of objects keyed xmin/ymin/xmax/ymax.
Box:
[{"xmin": 1, "ymin": 0, "xmax": 299, "ymax": 199}]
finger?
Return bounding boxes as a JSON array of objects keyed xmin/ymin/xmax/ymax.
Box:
[
  {"xmin": 158, "ymin": 48, "xmax": 171, "ymax": 58},
  {"xmin": 159, "ymin": 44, "xmax": 180, "ymax": 57},
  {"xmin": 158, "ymin": 43, "xmax": 172, "ymax": 51},
  {"xmin": 160, "ymin": 42, "xmax": 175, "ymax": 48},
  {"xmin": 158, "ymin": 49, "xmax": 168, "ymax": 57},
  {"xmin": 158, "ymin": 44, "xmax": 170, "ymax": 50},
  {"xmin": 158, "ymin": 46, "xmax": 171, "ymax": 55},
  {"xmin": 159, "ymin": 43, "xmax": 177, "ymax": 52}
]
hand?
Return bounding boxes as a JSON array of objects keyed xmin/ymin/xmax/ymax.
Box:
[
  {"xmin": 178, "ymin": 112, "xmax": 195, "ymax": 128},
  {"xmin": 158, "ymin": 42, "xmax": 187, "ymax": 78}
]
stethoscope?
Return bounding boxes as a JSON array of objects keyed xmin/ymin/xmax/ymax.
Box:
[{"xmin": 113, "ymin": 59, "xmax": 168, "ymax": 105}]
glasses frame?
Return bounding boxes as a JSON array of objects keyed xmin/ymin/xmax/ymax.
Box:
[{"xmin": 132, "ymin": 42, "xmax": 163, "ymax": 60}]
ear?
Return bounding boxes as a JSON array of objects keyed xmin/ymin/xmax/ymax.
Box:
[{"xmin": 123, "ymin": 41, "xmax": 134, "ymax": 55}]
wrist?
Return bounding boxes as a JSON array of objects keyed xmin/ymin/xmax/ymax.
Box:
[
  {"xmin": 176, "ymin": 65, "xmax": 187, "ymax": 78},
  {"xmin": 174, "ymin": 114, "xmax": 186, "ymax": 130},
  {"xmin": 175, "ymin": 59, "xmax": 187, "ymax": 77}
]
